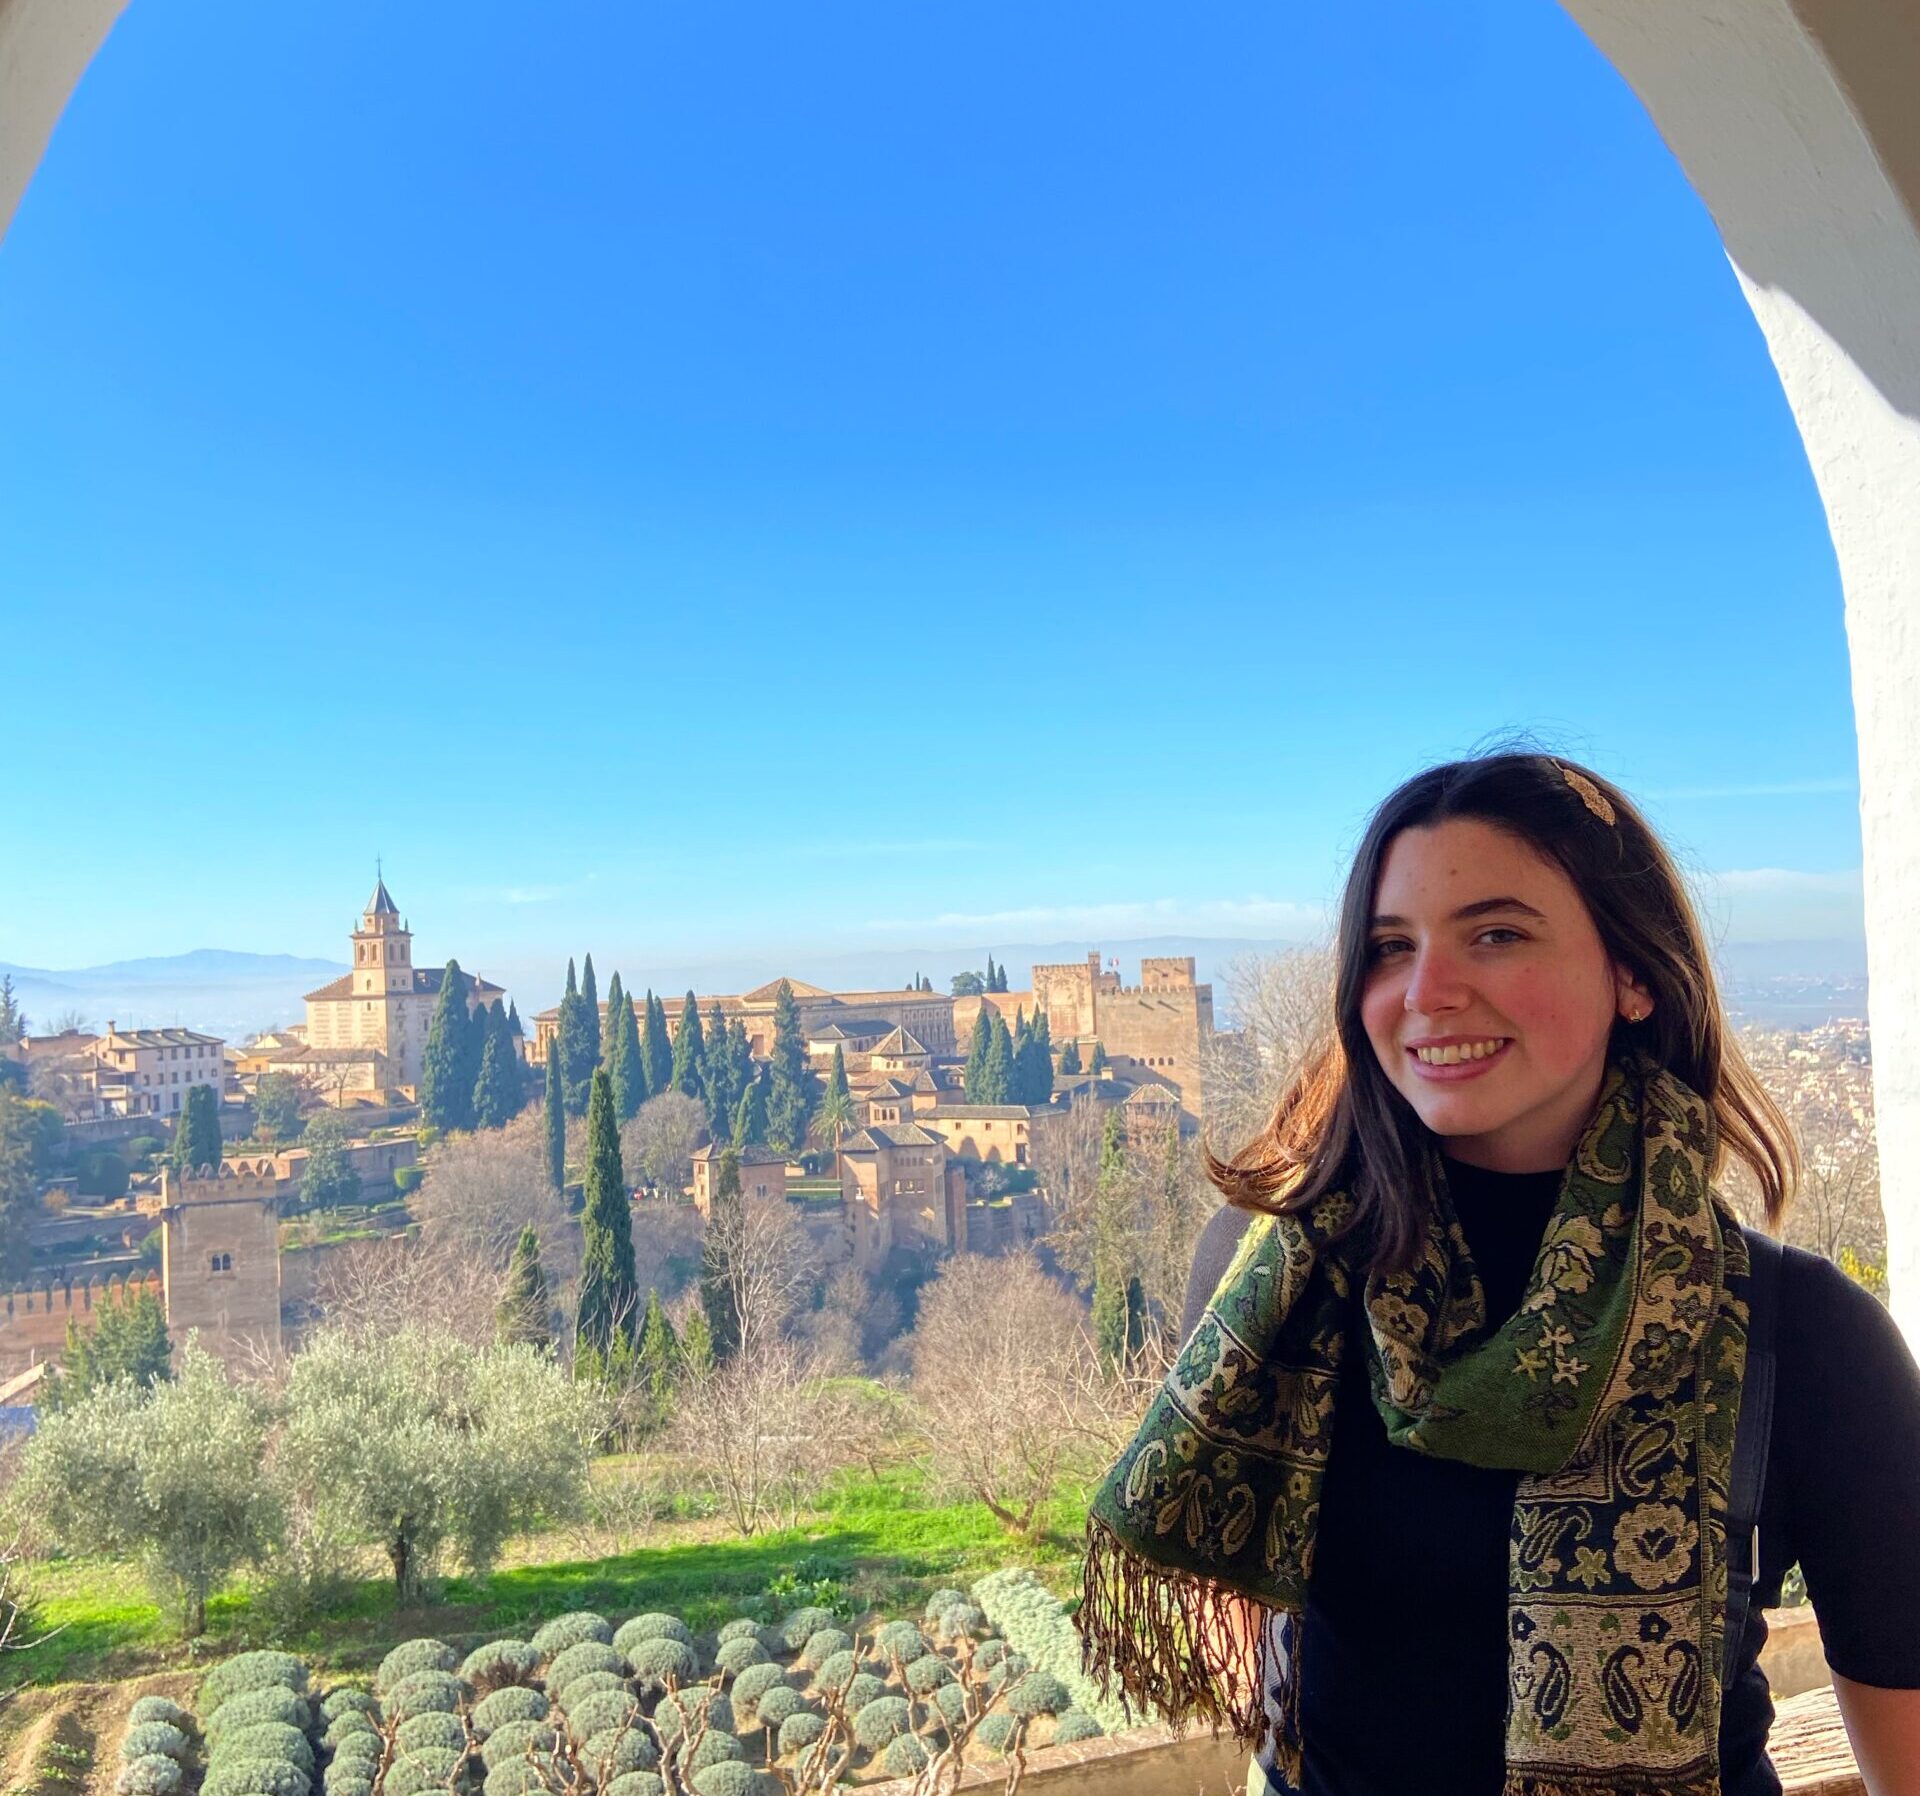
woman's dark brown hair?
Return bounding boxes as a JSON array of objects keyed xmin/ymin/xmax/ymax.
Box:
[{"xmin": 1208, "ymin": 747, "xmax": 1800, "ymax": 1275}]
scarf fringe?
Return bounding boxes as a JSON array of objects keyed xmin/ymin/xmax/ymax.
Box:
[{"xmin": 1076, "ymin": 1511, "xmax": 1294, "ymax": 1774}]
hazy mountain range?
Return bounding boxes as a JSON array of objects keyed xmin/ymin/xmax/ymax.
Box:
[{"xmin": 0, "ymin": 936, "xmax": 1871, "ymax": 1043}]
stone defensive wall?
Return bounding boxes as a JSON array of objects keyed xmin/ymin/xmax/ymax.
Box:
[{"xmin": 0, "ymin": 1269, "xmax": 164, "ymax": 1377}]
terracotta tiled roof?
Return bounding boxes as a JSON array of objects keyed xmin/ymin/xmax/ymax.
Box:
[{"xmin": 872, "ymin": 1026, "xmax": 929, "ymax": 1057}]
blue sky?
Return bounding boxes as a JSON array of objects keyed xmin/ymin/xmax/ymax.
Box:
[{"xmin": 1, "ymin": 0, "xmax": 1862, "ymax": 1000}]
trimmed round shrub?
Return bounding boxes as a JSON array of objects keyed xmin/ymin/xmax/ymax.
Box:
[
  {"xmin": 776, "ymin": 1711, "xmax": 825, "ymax": 1758},
  {"xmin": 1051, "ymin": 1711, "xmax": 1104, "ymax": 1745},
  {"xmin": 684, "ymin": 1732, "xmax": 743, "ymax": 1773},
  {"xmin": 322, "ymin": 1715, "xmax": 378, "ymax": 1752},
  {"xmin": 974, "ymin": 1713, "xmax": 1018, "ymax": 1755},
  {"xmin": 776, "ymin": 1607, "xmax": 837, "ymax": 1651},
  {"xmin": 809, "ymin": 1651, "xmax": 858, "ymax": 1696},
  {"xmin": 395, "ymin": 1713, "xmax": 466, "ymax": 1758},
  {"xmin": 729, "ymin": 1663, "xmax": 787, "ymax": 1716},
  {"xmin": 554, "ymin": 1669, "xmax": 626, "ymax": 1705},
  {"xmin": 531, "ymin": 1613, "xmax": 613, "ymax": 1659},
  {"xmin": 922, "ymin": 1589, "xmax": 967, "ymax": 1621},
  {"xmin": 327, "ymin": 1734, "xmax": 382, "ymax": 1770},
  {"xmin": 625, "ymin": 1638, "xmax": 697, "ymax": 1691},
  {"xmin": 384, "ymin": 1753, "xmax": 461, "ymax": 1796},
  {"xmin": 546, "ymin": 1641, "xmax": 624, "ymax": 1698},
  {"xmin": 214, "ymin": 1723, "xmax": 314, "ymax": 1773},
  {"xmin": 210, "ymin": 1690, "xmax": 310, "ymax": 1748},
  {"xmin": 462, "ymin": 1641, "xmax": 539, "ymax": 1690},
  {"xmin": 850, "ymin": 1697, "xmax": 910, "ymax": 1751},
  {"xmin": 384, "ymin": 1673, "xmax": 464, "ymax": 1720},
  {"xmin": 883, "ymin": 1733, "xmax": 928, "ymax": 1777},
  {"xmin": 471, "ymin": 1688, "xmax": 548, "ymax": 1739},
  {"xmin": 874, "ymin": 1622, "xmax": 928, "ymax": 1664},
  {"xmin": 121, "ymin": 1725, "xmax": 190, "ymax": 1764},
  {"xmin": 931, "ymin": 1682, "xmax": 969, "ymax": 1728},
  {"xmin": 715, "ymin": 1619, "xmax": 760, "ymax": 1645},
  {"xmin": 1003, "ymin": 1669, "xmax": 1069, "ymax": 1719},
  {"xmin": 904, "ymin": 1654, "xmax": 953, "ymax": 1696},
  {"xmin": 478, "ymin": 1721, "xmax": 557, "ymax": 1771},
  {"xmin": 203, "ymin": 1652, "xmax": 311, "ymax": 1710},
  {"xmin": 561, "ymin": 1688, "xmax": 637, "ymax": 1741},
  {"xmin": 843, "ymin": 1675, "xmax": 887, "ymax": 1715},
  {"xmin": 605, "ymin": 1779, "xmax": 664, "ymax": 1796},
  {"xmin": 972, "ymin": 1639, "xmax": 1007, "ymax": 1672},
  {"xmin": 116, "ymin": 1757, "xmax": 182, "ymax": 1796},
  {"xmin": 652, "ymin": 1691, "xmax": 733, "ymax": 1749},
  {"xmin": 711, "ymin": 1637, "xmax": 767, "ymax": 1679},
  {"xmin": 689, "ymin": 1767, "xmax": 756, "ymax": 1796},
  {"xmin": 985, "ymin": 1653, "xmax": 1030, "ymax": 1693},
  {"xmin": 931, "ymin": 1604, "xmax": 986, "ymax": 1641},
  {"xmin": 612, "ymin": 1614, "xmax": 690, "ymax": 1656},
  {"xmin": 378, "ymin": 1640, "xmax": 459, "ymax": 1694},
  {"xmin": 319, "ymin": 1690, "xmax": 378, "ymax": 1725},
  {"xmin": 750, "ymin": 1687, "xmax": 802, "ymax": 1731},
  {"xmin": 130, "ymin": 1698, "xmax": 196, "ymax": 1735},
  {"xmin": 580, "ymin": 1731, "xmax": 655, "ymax": 1775},
  {"xmin": 797, "ymin": 1629, "xmax": 849, "ymax": 1671},
  {"xmin": 201, "ymin": 1765, "xmax": 311, "ymax": 1796},
  {"xmin": 321, "ymin": 1777, "xmax": 371, "ymax": 1796},
  {"xmin": 482, "ymin": 1764, "xmax": 557, "ymax": 1796}
]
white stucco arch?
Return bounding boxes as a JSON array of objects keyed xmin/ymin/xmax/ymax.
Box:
[{"xmin": 3, "ymin": 0, "xmax": 1917, "ymax": 1340}]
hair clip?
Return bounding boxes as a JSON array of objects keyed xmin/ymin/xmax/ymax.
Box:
[{"xmin": 1556, "ymin": 762, "xmax": 1617, "ymax": 826}]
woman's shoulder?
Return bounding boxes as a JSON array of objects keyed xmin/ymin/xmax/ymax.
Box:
[{"xmin": 1181, "ymin": 1203, "xmax": 1259, "ymax": 1341}]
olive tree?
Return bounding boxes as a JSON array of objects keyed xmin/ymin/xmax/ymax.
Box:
[
  {"xmin": 277, "ymin": 1324, "xmax": 601, "ymax": 1601},
  {"xmin": 13, "ymin": 1340, "xmax": 278, "ymax": 1634}
]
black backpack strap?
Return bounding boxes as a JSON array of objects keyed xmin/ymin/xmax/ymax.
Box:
[{"xmin": 1723, "ymin": 1226, "xmax": 1783, "ymax": 1689}]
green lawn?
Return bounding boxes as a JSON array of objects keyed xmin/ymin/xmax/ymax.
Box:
[{"xmin": 10, "ymin": 1465, "xmax": 1092, "ymax": 1691}]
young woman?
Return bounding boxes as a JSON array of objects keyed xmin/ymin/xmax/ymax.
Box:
[{"xmin": 1075, "ymin": 752, "xmax": 1920, "ymax": 1795}]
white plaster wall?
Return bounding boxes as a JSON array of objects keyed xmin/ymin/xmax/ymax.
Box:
[
  {"xmin": 1560, "ymin": 0, "xmax": 1920, "ymax": 1344},
  {"xmin": 0, "ymin": 0, "xmax": 130, "ymax": 242}
]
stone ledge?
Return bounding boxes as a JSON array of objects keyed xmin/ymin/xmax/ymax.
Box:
[
  {"xmin": 861, "ymin": 1721, "xmax": 1244, "ymax": 1794},
  {"xmin": 1775, "ymin": 1683, "xmax": 1864, "ymax": 1795}
]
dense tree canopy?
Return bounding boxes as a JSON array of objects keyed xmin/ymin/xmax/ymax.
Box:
[{"xmin": 421, "ymin": 960, "xmax": 477, "ymax": 1133}]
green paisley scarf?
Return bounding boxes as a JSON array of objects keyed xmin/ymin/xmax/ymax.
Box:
[{"xmin": 1076, "ymin": 1047, "xmax": 1752, "ymax": 1796}]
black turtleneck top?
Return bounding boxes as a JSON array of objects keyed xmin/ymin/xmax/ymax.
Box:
[{"xmin": 1179, "ymin": 1156, "xmax": 1920, "ymax": 1796}]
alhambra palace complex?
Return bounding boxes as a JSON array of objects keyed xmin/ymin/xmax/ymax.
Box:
[{"xmin": 1, "ymin": 880, "xmax": 1221, "ymax": 1376}]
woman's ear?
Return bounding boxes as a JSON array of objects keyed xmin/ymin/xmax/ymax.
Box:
[{"xmin": 1615, "ymin": 968, "xmax": 1654, "ymax": 1023}]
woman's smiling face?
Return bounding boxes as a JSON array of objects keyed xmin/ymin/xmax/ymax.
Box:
[{"xmin": 1359, "ymin": 817, "xmax": 1653, "ymax": 1172}]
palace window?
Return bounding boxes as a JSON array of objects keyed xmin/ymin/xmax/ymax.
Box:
[{"xmin": 210, "ymin": 1252, "xmax": 232, "ymax": 1273}]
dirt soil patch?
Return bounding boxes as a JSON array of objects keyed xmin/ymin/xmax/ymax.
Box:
[{"xmin": 0, "ymin": 1671, "xmax": 201, "ymax": 1796}]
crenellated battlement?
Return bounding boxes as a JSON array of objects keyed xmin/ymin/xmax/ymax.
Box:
[{"xmin": 0, "ymin": 1270, "xmax": 163, "ymax": 1319}]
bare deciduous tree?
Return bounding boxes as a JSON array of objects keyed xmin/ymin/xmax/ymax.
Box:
[
  {"xmin": 621, "ymin": 1090, "xmax": 707, "ymax": 1195},
  {"xmin": 910, "ymin": 1251, "xmax": 1095, "ymax": 1538},
  {"xmin": 667, "ymin": 1339, "xmax": 862, "ymax": 1536},
  {"xmin": 412, "ymin": 1114, "xmax": 580, "ymax": 1289},
  {"xmin": 704, "ymin": 1192, "xmax": 818, "ymax": 1365},
  {"xmin": 309, "ymin": 1233, "xmax": 504, "ymax": 1350},
  {"xmin": 1200, "ymin": 943, "xmax": 1338, "ymax": 1158}
]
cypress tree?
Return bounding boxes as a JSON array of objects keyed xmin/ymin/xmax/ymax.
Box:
[
  {"xmin": 700, "ymin": 1000, "xmax": 737, "ymax": 1130},
  {"xmin": 636, "ymin": 1288, "xmax": 680, "ymax": 1425},
  {"xmin": 731, "ymin": 1073, "xmax": 769, "ymax": 1148},
  {"xmin": 170, "ymin": 1082, "xmax": 222, "ymax": 1176},
  {"xmin": 978, "ymin": 1012, "xmax": 1013, "ymax": 1105},
  {"xmin": 507, "ymin": 999, "xmax": 524, "ymax": 1039},
  {"xmin": 1060, "ymin": 1037, "xmax": 1083, "ymax": 1076},
  {"xmin": 473, "ymin": 1020, "xmax": 517, "ymax": 1129},
  {"xmin": 670, "ymin": 992, "xmax": 706, "ymax": 1099},
  {"xmin": 764, "ymin": 980, "xmax": 812, "ymax": 1154},
  {"xmin": 1022, "ymin": 1010, "xmax": 1055, "ymax": 1105},
  {"xmin": 1091, "ymin": 1041, "xmax": 1109, "ymax": 1073},
  {"xmin": 606, "ymin": 973, "xmax": 643, "ymax": 1122},
  {"xmin": 825, "ymin": 1044, "xmax": 851, "ymax": 1108},
  {"xmin": 699, "ymin": 1148, "xmax": 744, "ymax": 1360},
  {"xmin": 544, "ymin": 1050, "xmax": 565, "ymax": 1191},
  {"xmin": 963, "ymin": 1009, "xmax": 993, "ymax": 1099},
  {"xmin": 1092, "ymin": 1111, "xmax": 1131, "ymax": 1372},
  {"xmin": 575, "ymin": 1069, "xmax": 638, "ymax": 1370},
  {"xmin": 680, "ymin": 1306, "xmax": 715, "ymax": 1380},
  {"xmin": 495, "ymin": 1000, "xmax": 529, "ymax": 1116},
  {"xmin": 421, "ymin": 960, "xmax": 476, "ymax": 1132},
  {"xmin": 497, "ymin": 1225, "xmax": 554, "ymax": 1350},
  {"xmin": 581, "ymin": 954, "xmax": 602, "ymax": 1065},
  {"xmin": 641, "ymin": 991, "xmax": 672, "ymax": 1100}
]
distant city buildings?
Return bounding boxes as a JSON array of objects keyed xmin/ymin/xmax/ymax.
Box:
[{"xmin": 16, "ymin": 1022, "xmax": 228, "ymax": 1120}]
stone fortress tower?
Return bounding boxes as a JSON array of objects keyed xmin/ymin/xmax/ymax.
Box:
[{"xmin": 135, "ymin": 1159, "xmax": 283, "ymax": 1369}]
